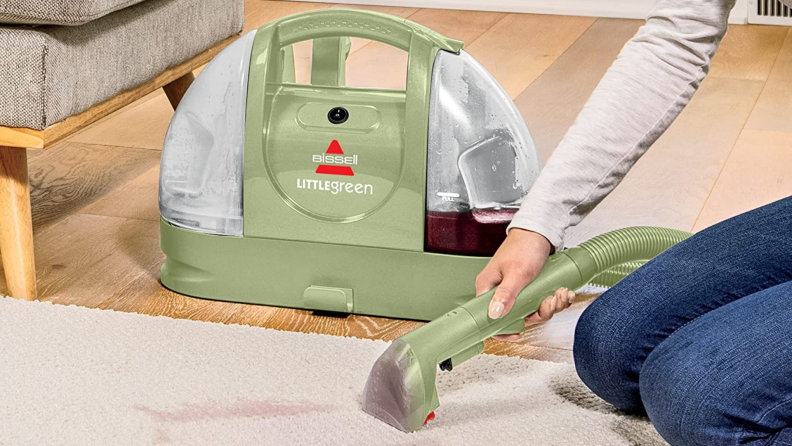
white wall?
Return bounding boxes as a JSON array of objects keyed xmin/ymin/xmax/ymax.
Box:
[{"xmin": 291, "ymin": 0, "xmax": 749, "ymax": 24}]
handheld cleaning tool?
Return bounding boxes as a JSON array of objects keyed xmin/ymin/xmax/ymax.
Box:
[{"xmin": 362, "ymin": 226, "xmax": 692, "ymax": 432}]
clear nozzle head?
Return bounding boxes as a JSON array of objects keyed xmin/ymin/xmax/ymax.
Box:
[{"xmin": 362, "ymin": 339, "xmax": 430, "ymax": 433}]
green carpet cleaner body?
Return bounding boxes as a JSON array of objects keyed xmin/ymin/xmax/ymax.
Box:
[{"xmin": 158, "ymin": 9, "xmax": 692, "ymax": 433}]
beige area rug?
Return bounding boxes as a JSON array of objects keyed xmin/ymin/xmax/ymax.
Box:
[{"xmin": 0, "ymin": 297, "xmax": 667, "ymax": 445}]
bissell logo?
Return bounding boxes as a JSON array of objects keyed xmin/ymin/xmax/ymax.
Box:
[
  {"xmin": 297, "ymin": 140, "xmax": 374, "ymax": 196},
  {"xmin": 313, "ymin": 140, "xmax": 356, "ymax": 176}
]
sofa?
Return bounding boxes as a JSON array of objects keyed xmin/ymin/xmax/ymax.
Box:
[{"xmin": 0, "ymin": 0, "xmax": 245, "ymax": 299}]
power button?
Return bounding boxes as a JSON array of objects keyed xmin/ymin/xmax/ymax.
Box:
[{"xmin": 328, "ymin": 107, "xmax": 349, "ymax": 124}]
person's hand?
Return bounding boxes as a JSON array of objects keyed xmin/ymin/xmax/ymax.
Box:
[{"xmin": 475, "ymin": 228, "xmax": 576, "ymax": 342}]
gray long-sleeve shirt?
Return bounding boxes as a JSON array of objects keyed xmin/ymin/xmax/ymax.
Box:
[{"xmin": 508, "ymin": 0, "xmax": 788, "ymax": 250}]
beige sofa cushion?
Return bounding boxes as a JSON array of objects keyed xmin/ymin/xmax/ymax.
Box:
[
  {"xmin": 0, "ymin": 0, "xmax": 244, "ymax": 129},
  {"xmin": 0, "ymin": 0, "xmax": 149, "ymax": 26}
]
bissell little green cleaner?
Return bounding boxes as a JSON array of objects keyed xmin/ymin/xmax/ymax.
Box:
[
  {"xmin": 158, "ymin": 9, "xmax": 543, "ymax": 321},
  {"xmin": 157, "ymin": 9, "xmax": 692, "ymax": 433}
]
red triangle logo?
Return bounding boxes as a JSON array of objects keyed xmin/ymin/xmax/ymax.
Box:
[
  {"xmin": 326, "ymin": 140, "xmax": 344, "ymax": 155},
  {"xmin": 316, "ymin": 140, "xmax": 354, "ymax": 176}
]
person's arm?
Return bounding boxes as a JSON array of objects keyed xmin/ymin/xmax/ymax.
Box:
[
  {"xmin": 480, "ymin": 0, "xmax": 736, "ymax": 322},
  {"xmin": 509, "ymin": 0, "xmax": 736, "ymax": 250}
]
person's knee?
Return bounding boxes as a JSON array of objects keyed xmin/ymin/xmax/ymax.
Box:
[
  {"xmin": 573, "ymin": 288, "xmax": 646, "ymax": 412},
  {"xmin": 640, "ymin": 339, "xmax": 735, "ymax": 446}
]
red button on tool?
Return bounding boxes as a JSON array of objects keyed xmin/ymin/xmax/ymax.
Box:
[{"xmin": 424, "ymin": 411, "xmax": 436, "ymax": 425}]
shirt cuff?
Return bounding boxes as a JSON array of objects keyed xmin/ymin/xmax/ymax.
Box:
[{"xmin": 507, "ymin": 209, "xmax": 567, "ymax": 252}]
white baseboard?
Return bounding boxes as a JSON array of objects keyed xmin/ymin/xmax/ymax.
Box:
[{"xmin": 290, "ymin": 0, "xmax": 749, "ymax": 24}]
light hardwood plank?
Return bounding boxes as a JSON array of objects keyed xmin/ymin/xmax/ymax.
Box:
[
  {"xmin": 68, "ymin": 94, "xmax": 173, "ymax": 151},
  {"xmin": 693, "ymin": 130, "xmax": 792, "ymax": 231},
  {"xmin": 28, "ymin": 214, "xmax": 160, "ymax": 306},
  {"xmin": 744, "ymin": 29, "xmax": 792, "ymax": 133},
  {"xmin": 407, "ymin": 8, "xmax": 507, "ymax": 46},
  {"xmin": 65, "ymin": 89, "xmax": 165, "ymax": 144},
  {"xmin": 81, "ymin": 165, "xmax": 161, "ymax": 221},
  {"xmin": 26, "ymin": 142, "xmax": 160, "ymax": 230},
  {"xmin": 565, "ymin": 77, "xmax": 764, "ymax": 246},
  {"xmin": 709, "ymin": 25, "xmax": 788, "ymax": 81},
  {"xmin": 692, "ymin": 28, "xmax": 792, "ymax": 230},
  {"xmin": 464, "ymin": 14, "xmax": 596, "ymax": 98},
  {"xmin": 98, "ymin": 274, "xmax": 247, "ymax": 324},
  {"xmin": 514, "ymin": 18, "xmax": 642, "ymax": 161}
]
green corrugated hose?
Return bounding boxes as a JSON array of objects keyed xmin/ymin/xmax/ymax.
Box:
[
  {"xmin": 592, "ymin": 261, "xmax": 647, "ymax": 288},
  {"xmin": 363, "ymin": 226, "xmax": 693, "ymax": 433}
]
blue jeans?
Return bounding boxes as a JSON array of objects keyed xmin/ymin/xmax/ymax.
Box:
[{"xmin": 573, "ymin": 196, "xmax": 792, "ymax": 446}]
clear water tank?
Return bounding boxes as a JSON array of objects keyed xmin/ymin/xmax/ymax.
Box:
[
  {"xmin": 158, "ymin": 31, "xmax": 257, "ymax": 236},
  {"xmin": 426, "ymin": 50, "xmax": 541, "ymax": 256}
]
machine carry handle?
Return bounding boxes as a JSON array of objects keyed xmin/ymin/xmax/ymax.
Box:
[{"xmin": 274, "ymin": 9, "xmax": 462, "ymax": 54}]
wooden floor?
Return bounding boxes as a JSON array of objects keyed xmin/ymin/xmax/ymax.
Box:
[{"xmin": 3, "ymin": 1, "xmax": 792, "ymax": 365}]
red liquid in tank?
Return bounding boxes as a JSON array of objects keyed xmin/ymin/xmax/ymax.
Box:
[{"xmin": 425, "ymin": 209, "xmax": 517, "ymax": 256}]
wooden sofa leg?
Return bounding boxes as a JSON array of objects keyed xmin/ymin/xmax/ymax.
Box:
[
  {"xmin": 0, "ymin": 146, "xmax": 36, "ymax": 300},
  {"xmin": 162, "ymin": 72, "xmax": 196, "ymax": 109}
]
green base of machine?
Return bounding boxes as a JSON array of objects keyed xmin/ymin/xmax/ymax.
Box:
[{"xmin": 161, "ymin": 218, "xmax": 494, "ymax": 322}]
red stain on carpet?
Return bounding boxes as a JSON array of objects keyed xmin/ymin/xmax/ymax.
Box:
[
  {"xmin": 134, "ymin": 399, "xmax": 331, "ymax": 444},
  {"xmin": 134, "ymin": 399, "xmax": 329, "ymax": 423}
]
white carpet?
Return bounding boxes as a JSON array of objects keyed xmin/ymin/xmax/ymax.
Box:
[{"xmin": 0, "ymin": 297, "xmax": 667, "ymax": 445}]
